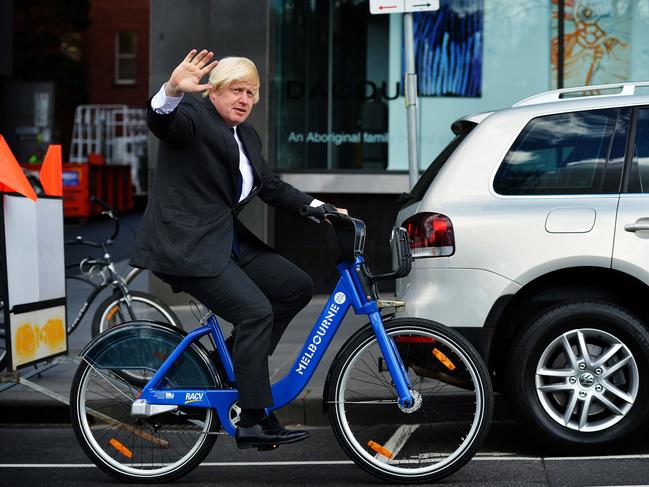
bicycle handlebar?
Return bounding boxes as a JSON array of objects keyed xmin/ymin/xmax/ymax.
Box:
[
  {"xmin": 299, "ymin": 203, "xmax": 340, "ymax": 220},
  {"xmin": 90, "ymin": 196, "xmax": 119, "ymax": 243},
  {"xmin": 301, "ymin": 203, "xmax": 412, "ymax": 282},
  {"xmin": 65, "ymin": 197, "xmax": 119, "ymax": 250}
]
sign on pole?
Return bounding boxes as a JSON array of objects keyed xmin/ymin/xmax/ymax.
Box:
[
  {"xmin": 369, "ymin": 0, "xmax": 439, "ymax": 14},
  {"xmin": 369, "ymin": 0, "xmax": 440, "ymax": 190},
  {"xmin": 404, "ymin": 0, "xmax": 440, "ymax": 13}
]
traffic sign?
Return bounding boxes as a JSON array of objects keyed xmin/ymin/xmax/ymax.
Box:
[
  {"xmin": 369, "ymin": 0, "xmax": 404, "ymax": 14},
  {"xmin": 404, "ymin": 0, "xmax": 439, "ymax": 12},
  {"xmin": 369, "ymin": 0, "xmax": 439, "ymax": 14}
]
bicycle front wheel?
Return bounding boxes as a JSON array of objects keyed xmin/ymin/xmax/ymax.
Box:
[
  {"xmin": 91, "ymin": 290, "xmax": 182, "ymax": 337},
  {"xmin": 327, "ymin": 318, "xmax": 493, "ymax": 483},
  {"xmin": 70, "ymin": 323, "xmax": 220, "ymax": 483}
]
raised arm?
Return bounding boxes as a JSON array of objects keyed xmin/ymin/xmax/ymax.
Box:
[{"xmin": 148, "ymin": 49, "xmax": 218, "ymax": 144}]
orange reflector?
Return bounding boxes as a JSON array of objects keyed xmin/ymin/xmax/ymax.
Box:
[
  {"xmin": 368, "ymin": 440, "xmax": 393, "ymax": 458},
  {"xmin": 432, "ymin": 348, "xmax": 456, "ymax": 370},
  {"xmin": 154, "ymin": 351, "xmax": 168, "ymax": 361},
  {"xmin": 109, "ymin": 438, "xmax": 133, "ymax": 458},
  {"xmin": 106, "ymin": 305, "xmax": 119, "ymax": 321}
]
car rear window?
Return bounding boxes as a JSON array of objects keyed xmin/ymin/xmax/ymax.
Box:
[
  {"xmin": 397, "ymin": 120, "xmax": 476, "ymax": 208},
  {"xmin": 494, "ymin": 108, "xmax": 619, "ymax": 195}
]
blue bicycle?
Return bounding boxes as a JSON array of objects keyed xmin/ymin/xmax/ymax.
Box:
[{"xmin": 69, "ymin": 206, "xmax": 493, "ymax": 483}]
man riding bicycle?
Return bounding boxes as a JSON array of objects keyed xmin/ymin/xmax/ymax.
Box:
[{"xmin": 131, "ymin": 49, "xmax": 343, "ymax": 449}]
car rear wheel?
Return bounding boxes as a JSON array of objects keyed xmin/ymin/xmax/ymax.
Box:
[{"xmin": 508, "ymin": 301, "xmax": 649, "ymax": 449}]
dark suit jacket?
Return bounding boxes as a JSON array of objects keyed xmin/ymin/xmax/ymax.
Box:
[{"xmin": 130, "ymin": 95, "xmax": 313, "ymax": 276}]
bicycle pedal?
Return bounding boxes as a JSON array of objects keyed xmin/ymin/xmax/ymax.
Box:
[{"xmin": 257, "ymin": 444, "xmax": 278, "ymax": 452}]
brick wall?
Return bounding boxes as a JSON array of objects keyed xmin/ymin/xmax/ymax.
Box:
[{"xmin": 84, "ymin": 0, "xmax": 150, "ymax": 107}]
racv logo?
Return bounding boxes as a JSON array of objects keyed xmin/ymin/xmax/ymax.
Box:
[{"xmin": 184, "ymin": 392, "xmax": 204, "ymax": 404}]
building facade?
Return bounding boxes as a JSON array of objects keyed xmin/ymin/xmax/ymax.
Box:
[{"xmin": 150, "ymin": 0, "xmax": 649, "ymax": 293}]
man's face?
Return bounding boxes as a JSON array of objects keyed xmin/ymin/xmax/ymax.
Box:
[{"xmin": 209, "ymin": 81, "xmax": 256, "ymax": 127}]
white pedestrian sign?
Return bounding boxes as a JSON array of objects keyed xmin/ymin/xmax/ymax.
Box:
[{"xmin": 369, "ymin": 0, "xmax": 439, "ymax": 15}]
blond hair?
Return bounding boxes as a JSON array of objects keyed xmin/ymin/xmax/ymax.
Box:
[{"xmin": 203, "ymin": 56, "xmax": 260, "ymax": 104}]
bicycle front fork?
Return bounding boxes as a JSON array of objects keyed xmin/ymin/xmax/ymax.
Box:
[{"xmin": 368, "ymin": 311, "xmax": 415, "ymax": 409}]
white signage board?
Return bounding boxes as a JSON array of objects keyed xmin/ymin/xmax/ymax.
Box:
[
  {"xmin": 370, "ymin": 0, "xmax": 404, "ymax": 14},
  {"xmin": 1, "ymin": 194, "xmax": 67, "ymax": 369},
  {"xmin": 369, "ymin": 0, "xmax": 439, "ymax": 14},
  {"xmin": 3, "ymin": 196, "xmax": 65, "ymax": 305},
  {"xmin": 404, "ymin": 0, "xmax": 439, "ymax": 13}
]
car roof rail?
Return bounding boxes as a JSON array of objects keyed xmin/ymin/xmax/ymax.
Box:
[{"xmin": 513, "ymin": 81, "xmax": 649, "ymax": 107}]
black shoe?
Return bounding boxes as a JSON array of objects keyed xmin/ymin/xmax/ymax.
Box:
[{"xmin": 236, "ymin": 416, "xmax": 309, "ymax": 450}]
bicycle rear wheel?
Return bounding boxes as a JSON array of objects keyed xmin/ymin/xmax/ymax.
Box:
[
  {"xmin": 327, "ymin": 318, "xmax": 493, "ymax": 483},
  {"xmin": 91, "ymin": 290, "xmax": 182, "ymax": 337},
  {"xmin": 70, "ymin": 322, "xmax": 221, "ymax": 483}
]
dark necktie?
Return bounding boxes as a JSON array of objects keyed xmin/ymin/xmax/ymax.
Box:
[
  {"xmin": 231, "ymin": 128, "xmax": 244, "ymax": 200},
  {"xmin": 231, "ymin": 128, "xmax": 242, "ymax": 258}
]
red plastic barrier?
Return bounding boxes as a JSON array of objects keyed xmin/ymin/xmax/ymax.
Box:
[{"xmin": 21, "ymin": 163, "xmax": 133, "ymax": 218}]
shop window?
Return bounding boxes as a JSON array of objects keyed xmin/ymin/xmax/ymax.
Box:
[{"xmin": 272, "ymin": 0, "xmax": 390, "ymax": 171}]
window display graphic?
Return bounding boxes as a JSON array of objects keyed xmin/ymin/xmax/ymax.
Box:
[
  {"xmin": 409, "ymin": 0, "xmax": 483, "ymax": 97},
  {"xmin": 552, "ymin": 0, "xmax": 630, "ymax": 88},
  {"xmin": 0, "ymin": 136, "xmax": 67, "ymax": 370}
]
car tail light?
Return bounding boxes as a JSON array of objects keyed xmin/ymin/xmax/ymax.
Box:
[{"xmin": 402, "ymin": 212, "xmax": 455, "ymax": 258}]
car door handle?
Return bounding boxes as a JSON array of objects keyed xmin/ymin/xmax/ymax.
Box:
[{"xmin": 624, "ymin": 222, "xmax": 649, "ymax": 232}]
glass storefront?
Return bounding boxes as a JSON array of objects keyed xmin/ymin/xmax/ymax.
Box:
[
  {"xmin": 271, "ymin": 0, "xmax": 390, "ymax": 171},
  {"xmin": 271, "ymin": 0, "xmax": 649, "ymax": 173}
]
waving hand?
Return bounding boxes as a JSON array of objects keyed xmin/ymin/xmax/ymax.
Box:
[{"xmin": 165, "ymin": 49, "xmax": 218, "ymax": 97}]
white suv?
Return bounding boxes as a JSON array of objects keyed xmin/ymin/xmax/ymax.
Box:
[{"xmin": 395, "ymin": 82, "xmax": 649, "ymax": 449}]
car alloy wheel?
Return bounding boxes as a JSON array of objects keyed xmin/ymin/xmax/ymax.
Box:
[
  {"xmin": 535, "ymin": 328, "xmax": 639, "ymax": 432},
  {"xmin": 509, "ymin": 301, "xmax": 649, "ymax": 448}
]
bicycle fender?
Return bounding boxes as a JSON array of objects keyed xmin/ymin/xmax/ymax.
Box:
[
  {"xmin": 78, "ymin": 321, "xmax": 221, "ymax": 389},
  {"xmin": 79, "ymin": 320, "xmax": 185, "ymax": 359}
]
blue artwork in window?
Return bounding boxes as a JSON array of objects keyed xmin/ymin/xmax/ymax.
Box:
[{"xmin": 406, "ymin": 0, "xmax": 483, "ymax": 97}]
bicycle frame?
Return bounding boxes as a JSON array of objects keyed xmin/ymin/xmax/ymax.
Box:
[{"xmin": 135, "ymin": 255, "xmax": 414, "ymax": 436}]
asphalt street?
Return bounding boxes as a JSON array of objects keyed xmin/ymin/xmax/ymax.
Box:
[{"xmin": 1, "ymin": 423, "xmax": 649, "ymax": 486}]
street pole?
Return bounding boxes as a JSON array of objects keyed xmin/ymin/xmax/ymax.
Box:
[
  {"xmin": 369, "ymin": 0, "xmax": 438, "ymax": 190},
  {"xmin": 403, "ymin": 12, "xmax": 419, "ymax": 190}
]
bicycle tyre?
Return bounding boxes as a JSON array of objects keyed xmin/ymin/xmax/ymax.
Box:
[
  {"xmin": 91, "ymin": 290, "xmax": 182, "ymax": 337},
  {"xmin": 0, "ymin": 329, "xmax": 6, "ymax": 372},
  {"xmin": 327, "ymin": 318, "xmax": 493, "ymax": 483},
  {"xmin": 70, "ymin": 322, "xmax": 221, "ymax": 483}
]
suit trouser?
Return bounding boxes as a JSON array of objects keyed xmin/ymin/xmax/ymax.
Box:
[{"xmin": 154, "ymin": 246, "xmax": 313, "ymax": 409}]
